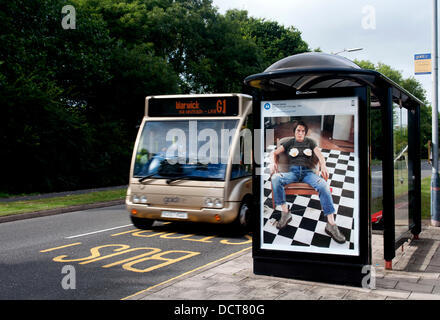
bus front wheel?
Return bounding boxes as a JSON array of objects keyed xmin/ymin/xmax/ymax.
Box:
[
  {"xmin": 130, "ymin": 216, "xmax": 154, "ymax": 229},
  {"xmin": 235, "ymin": 197, "xmax": 253, "ymax": 232}
]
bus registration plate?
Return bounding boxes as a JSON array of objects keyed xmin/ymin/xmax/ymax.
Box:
[{"xmin": 161, "ymin": 211, "xmax": 188, "ymax": 219}]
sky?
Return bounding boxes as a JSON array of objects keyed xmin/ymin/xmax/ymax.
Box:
[{"xmin": 212, "ymin": 0, "xmax": 435, "ymax": 104}]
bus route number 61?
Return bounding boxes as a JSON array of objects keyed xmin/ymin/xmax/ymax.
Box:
[{"xmin": 216, "ymin": 99, "xmax": 227, "ymax": 114}]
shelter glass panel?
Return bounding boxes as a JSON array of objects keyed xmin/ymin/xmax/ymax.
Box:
[
  {"xmin": 370, "ymin": 107, "xmax": 383, "ymax": 230},
  {"xmin": 393, "ymin": 103, "xmax": 410, "ymax": 241}
]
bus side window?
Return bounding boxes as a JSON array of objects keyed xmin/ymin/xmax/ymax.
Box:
[{"xmin": 231, "ymin": 115, "xmax": 253, "ymax": 179}]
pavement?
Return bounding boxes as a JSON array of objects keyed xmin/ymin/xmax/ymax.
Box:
[{"xmin": 128, "ymin": 221, "xmax": 440, "ymax": 301}]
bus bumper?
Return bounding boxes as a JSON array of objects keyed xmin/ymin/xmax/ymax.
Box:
[{"xmin": 126, "ymin": 200, "xmax": 241, "ymax": 224}]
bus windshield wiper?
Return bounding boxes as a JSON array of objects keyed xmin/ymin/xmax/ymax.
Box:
[
  {"xmin": 165, "ymin": 175, "xmax": 222, "ymax": 184},
  {"xmin": 166, "ymin": 175, "xmax": 197, "ymax": 184},
  {"xmin": 138, "ymin": 173, "xmax": 157, "ymax": 183}
]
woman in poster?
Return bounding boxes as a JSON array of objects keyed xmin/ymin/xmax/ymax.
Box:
[{"xmin": 270, "ymin": 120, "xmax": 346, "ymax": 244}]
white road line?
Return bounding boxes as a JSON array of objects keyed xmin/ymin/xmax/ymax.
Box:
[{"xmin": 65, "ymin": 224, "xmax": 133, "ymax": 239}]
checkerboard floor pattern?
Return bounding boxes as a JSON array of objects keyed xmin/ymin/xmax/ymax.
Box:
[{"xmin": 262, "ymin": 146, "xmax": 356, "ymax": 252}]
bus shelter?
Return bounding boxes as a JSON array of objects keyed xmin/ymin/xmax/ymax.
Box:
[{"xmin": 244, "ymin": 52, "xmax": 422, "ymax": 287}]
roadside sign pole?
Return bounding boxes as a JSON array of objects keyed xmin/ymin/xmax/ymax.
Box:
[{"xmin": 432, "ymin": 0, "xmax": 440, "ymax": 227}]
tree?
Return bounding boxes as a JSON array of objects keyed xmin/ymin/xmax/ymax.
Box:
[
  {"xmin": 355, "ymin": 60, "xmax": 432, "ymax": 159},
  {"xmin": 0, "ymin": 0, "xmax": 179, "ymax": 193},
  {"xmin": 0, "ymin": 0, "xmax": 311, "ymax": 194},
  {"xmin": 80, "ymin": 1, "xmax": 263, "ymax": 93},
  {"xmin": 225, "ymin": 9, "xmax": 310, "ymax": 69}
]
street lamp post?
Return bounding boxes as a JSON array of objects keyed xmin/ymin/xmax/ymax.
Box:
[{"xmin": 432, "ymin": 0, "xmax": 440, "ymax": 227}]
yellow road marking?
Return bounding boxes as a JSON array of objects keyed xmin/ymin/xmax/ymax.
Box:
[
  {"xmin": 220, "ymin": 235, "xmax": 252, "ymax": 245},
  {"xmin": 122, "ymin": 250, "xmax": 201, "ymax": 273},
  {"xmin": 121, "ymin": 246, "xmax": 252, "ymax": 300},
  {"xmin": 183, "ymin": 235, "xmax": 216, "ymax": 243},
  {"xmin": 111, "ymin": 229, "xmax": 140, "ymax": 236},
  {"xmin": 40, "ymin": 242, "xmax": 81, "ymax": 253}
]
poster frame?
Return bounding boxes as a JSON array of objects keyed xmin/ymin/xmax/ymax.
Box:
[{"xmin": 252, "ymin": 86, "xmax": 372, "ymax": 287}]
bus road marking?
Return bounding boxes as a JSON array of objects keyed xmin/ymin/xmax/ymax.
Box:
[
  {"xmin": 220, "ymin": 235, "xmax": 252, "ymax": 245},
  {"xmin": 65, "ymin": 224, "xmax": 133, "ymax": 239},
  {"xmin": 40, "ymin": 242, "xmax": 82, "ymax": 253},
  {"xmin": 41, "ymin": 243, "xmax": 201, "ymax": 274},
  {"xmin": 111, "ymin": 229, "xmax": 140, "ymax": 237},
  {"xmin": 111, "ymin": 228, "xmax": 252, "ymax": 245}
]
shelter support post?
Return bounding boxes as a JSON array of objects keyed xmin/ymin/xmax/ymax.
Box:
[
  {"xmin": 379, "ymin": 86, "xmax": 396, "ymax": 265},
  {"xmin": 408, "ymin": 102, "xmax": 422, "ymax": 237}
]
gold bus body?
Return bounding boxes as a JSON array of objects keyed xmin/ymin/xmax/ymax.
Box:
[{"xmin": 126, "ymin": 93, "xmax": 253, "ymax": 225}]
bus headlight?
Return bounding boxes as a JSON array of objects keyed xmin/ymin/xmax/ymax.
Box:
[
  {"xmin": 214, "ymin": 198, "xmax": 223, "ymax": 208},
  {"xmin": 204, "ymin": 197, "xmax": 223, "ymax": 208},
  {"xmin": 132, "ymin": 194, "xmax": 148, "ymax": 204},
  {"xmin": 204, "ymin": 197, "xmax": 213, "ymax": 207}
]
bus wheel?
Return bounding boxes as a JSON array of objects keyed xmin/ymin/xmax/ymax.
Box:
[
  {"xmin": 130, "ymin": 216, "xmax": 154, "ymax": 229},
  {"xmin": 236, "ymin": 198, "xmax": 252, "ymax": 232}
]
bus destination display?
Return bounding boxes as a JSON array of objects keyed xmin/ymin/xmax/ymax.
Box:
[{"xmin": 148, "ymin": 96, "xmax": 239, "ymax": 117}]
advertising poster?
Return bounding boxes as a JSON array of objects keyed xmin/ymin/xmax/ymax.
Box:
[{"xmin": 260, "ymin": 97, "xmax": 359, "ymax": 256}]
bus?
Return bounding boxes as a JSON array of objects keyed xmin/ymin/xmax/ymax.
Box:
[{"xmin": 126, "ymin": 94, "xmax": 254, "ymax": 230}]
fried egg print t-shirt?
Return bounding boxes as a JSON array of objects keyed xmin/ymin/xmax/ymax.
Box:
[{"xmin": 280, "ymin": 137, "xmax": 317, "ymax": 169}]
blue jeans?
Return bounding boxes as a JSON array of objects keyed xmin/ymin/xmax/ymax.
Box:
[{"xmin": 271, "ymin": 166, "xmax": 335, "ymax": 216}]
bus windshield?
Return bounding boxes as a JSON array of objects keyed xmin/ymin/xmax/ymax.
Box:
[{"xmin": 133, "ymin": 120, "xmax": 239, "ymax": 181}]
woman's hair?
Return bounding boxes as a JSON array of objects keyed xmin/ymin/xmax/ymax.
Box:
[{"xmin": 292, "ymin": 120, "xmax": 308, "ymax": 134}]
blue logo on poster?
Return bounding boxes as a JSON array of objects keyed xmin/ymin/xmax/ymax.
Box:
[{"xmin": 264, "ymin": 103, "xmax": 271, "ymax": 110}]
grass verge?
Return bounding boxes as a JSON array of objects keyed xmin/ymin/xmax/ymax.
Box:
[
  {"xmin": 0, "ymin": 189, "xmax": 126, "ymax": 217},
  {"xmin": 372, "ymin": 176, "xmax": 431, "ymax": 220}
]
